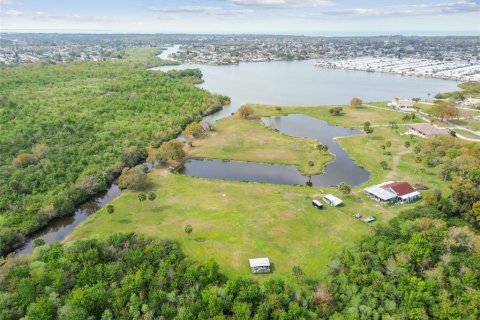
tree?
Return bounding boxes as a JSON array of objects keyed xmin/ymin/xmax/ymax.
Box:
[
  {"xmin": 147, "ymin": 191, "xmax": 156, "ymax": 202},
  {"xmin": 318, "ymin": 144, "xmax": 329, "ymax": 152},
  {"xmin": 238, "ymin": 105, "xmax": 253, "ymax": 119},
  {"xmin": 404, "ymin": 141, "xmax": 411, "ymax": 148},
  {"xmin": 350, "ymin": 97, "xmax": 362, "ymax": 106},
  {"xmin": 184, "ymin": 224, "xmax": 193, "ymax": 236},
  {"xmin": 106, "ymin": 204, "xmax": 115, "ymax": 214},
  {"xmin": 414, "ymin": 145, "xmax": 421, "ymax": 154},
  {"xmin": 363, "ymin": 122, "xmax": 374, "ymax": 135},
  {"xmin": 386, "ymin": 141, "xmax": 392, "ymax": 148},
  {"xmin": 308, "ymin": 161, "xmax": 314, "ymax": 167},
  {"xmin": 32, "ymin": 238, "xmax": 45, "ymax": 248},
  {"xmin": 291, "ymin": 265, "xmax": 304, "ymax": 283},
  {"xmin": 182, "ymin": 122, "xmax": 203, "ymax": 139},
  {"xmin": 118, "ymin": 166, "xmax": 149, "ymax": 190},
  {"xmin": 338, "ymin": 182, "xmax": 351, "ymax": 195},
  {"xmin": 160, "ymin": 140, "xmax": 185, "ymax": 161},
  {"xmin": 380, "ymin": 161, "xmax": 388, "ymax": 170},
  {"xmin": 329, "ymin": 107, "xmax": 343, "ymax": 116},
  {"xmin": 138, "ymin": 192, "xmax": 146, "ymax": 208},
  {"xmin": 389, "ymin": 121, "xmax": 398, "ymax": 129}
]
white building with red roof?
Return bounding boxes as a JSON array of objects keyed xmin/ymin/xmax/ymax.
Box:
[{"xmin": 365, "ymin": 181, "xmax": 421, "ymax": 204}]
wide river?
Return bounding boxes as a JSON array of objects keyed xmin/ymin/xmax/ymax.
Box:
[{"xmin": 16, "ymin": 48, "xmax": 459, "ymax": 254}]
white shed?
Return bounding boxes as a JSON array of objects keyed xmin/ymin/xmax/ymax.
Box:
[
  {"xmin": 323, "ymin": 194, "xmax": 343, "ymax": 207},
  {"xmin": 249, "ymin": 257, "xmax": 271, "ymax": 273}
]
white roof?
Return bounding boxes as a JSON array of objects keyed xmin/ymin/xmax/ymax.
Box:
[
  {"xmin": 324, "ymin": 194, "xmax": 342, "ymax": 206},
  {"xmin": 364, "ymin": 185, "xmax": 397, "ymax": 201},
  {"xmin": 249, "ymin": 257, "xmax": 270, "ymax": 268},
  {"xmin": 399, "ymin": 191, "xmax": 421, "ymax": 199},
  {"xmin": 312, "ymin": 199, "xmax": 323, "ymax": 206}
]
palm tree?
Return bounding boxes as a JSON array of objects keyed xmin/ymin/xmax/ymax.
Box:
[
  {"xmin": 380, "ymin": 161, "xmax": 388, "ymax": 170},
  {"xmin": 106, "ymin": 204, "xmax": 115, "ymax": 214},
  {"xmin": 138, "ymin": 192, "xmax": 146, "ymax": 208},
  {"xmin": 184, "ymin": 224, "xmax": 193, "ymax": 237},
  {"xmin": 291, "ymin": 265, "xmax": 304, "ymax": 283},
  {"xmin": 148, "ymin": 191, "xmax": 156, "ymax": 202}
]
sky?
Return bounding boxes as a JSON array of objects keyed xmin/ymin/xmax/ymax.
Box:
[{"xmin": 0, "ymin": 0, "xmax": 479, "ymax": 35}]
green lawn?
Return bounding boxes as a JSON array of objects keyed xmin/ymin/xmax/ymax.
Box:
[
  {"xmin": 251, "ymin": 104, "xmax": 423, "ymax": 127},
  {"xmin": 188, "ymin": 116, "xmax": 333, "ymax": 175}
]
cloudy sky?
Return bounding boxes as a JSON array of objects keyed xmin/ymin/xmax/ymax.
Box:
[{"xmin": 0, "ymin": 0, "xmax": 479, "ymax": 35}]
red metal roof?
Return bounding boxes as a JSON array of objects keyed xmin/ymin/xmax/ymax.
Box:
[{"xmin": 382, "ymin": 181, "xmax": 416, "ymax": 196}]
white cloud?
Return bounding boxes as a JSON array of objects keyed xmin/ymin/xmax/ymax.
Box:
[
  {"xmin": 227, "ymin": 0, "xmax": 333, "ymax": 8},
  {"xmin": 149, "ymin": 6, "xmax": 253, "ymax": 15},
  {"xmin": 0, "ymin": 0, "xmax": 14, "ymax": 5},
  {"xmin": 0, "ymin": 9, "xmax": 22, "ymax": 16},
  {"xmin": 321, "ymin": 1, "xmax": 480, "ymax": 17}
]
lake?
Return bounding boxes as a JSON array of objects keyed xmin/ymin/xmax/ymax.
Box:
[{"xmin": 152, "ymin": 58, "xmax": 459, "ymax": 122}]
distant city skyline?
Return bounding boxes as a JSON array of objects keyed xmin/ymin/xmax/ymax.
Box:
[{"xmin": 1, "ymin": 0, "xmax": 479, "ymax": 35}]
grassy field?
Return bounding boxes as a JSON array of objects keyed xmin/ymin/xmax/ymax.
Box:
[
  {"xmin": 68, "ymin": 170, "xmax": 414, "ymax": 281},
  {"xmin": 68, "ymin": 105, "xmax": 441, "ymax": 281},
  {"xmin": 187, "ymin": 116, "xmax": 333, "ymax": 175},
  {"xmin": 252, "ymin": 104, "xmax": 423, "ymax": 127}
]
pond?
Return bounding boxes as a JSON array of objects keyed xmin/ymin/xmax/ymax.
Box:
[{"xmin": 180, "ymin": 114, "xmax": 370, "ymax": 187}]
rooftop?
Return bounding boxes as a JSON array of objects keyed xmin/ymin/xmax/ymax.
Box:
[
  {"xmin": 410, "ymin": 123, "xmax": 450, "ymax": 136},
  {"xmin": 382, "ymin": 181, "xmax": 417, "ymax": 196},
  {"xmin": 249, "ymin": 257, "xmax": 270, "ymax": 268}
]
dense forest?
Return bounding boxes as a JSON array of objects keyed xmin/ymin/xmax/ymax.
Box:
[
  {"xmin": 1, "ymin": 202, "xmax": 479, "ymax": 319},
  {"xmin": 0, "ymin": 50, "xmax": 229, "ymax": 255}
]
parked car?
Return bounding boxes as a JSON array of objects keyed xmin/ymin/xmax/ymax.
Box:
[{"xmin": 363, "ymin": 216, "xmax": 376, "ymax": 223}]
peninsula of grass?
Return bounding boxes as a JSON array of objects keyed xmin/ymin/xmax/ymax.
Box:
[
  {"xmin": 187, "ymin": 116, "xmax": 333, "ymax": 175},
  {"xmin": 251, "ymin": 103, "xmax": 424, "ymax": 127}
]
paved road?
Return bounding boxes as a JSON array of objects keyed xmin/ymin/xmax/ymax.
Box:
[{"xmin": 363, "ymin": 103, "xmax": 480, "ymax": 142}]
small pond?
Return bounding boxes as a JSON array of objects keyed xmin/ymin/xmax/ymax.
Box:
[{"xmin": 180, "ymin": 114, "xmax": 370, "ymax": 187}]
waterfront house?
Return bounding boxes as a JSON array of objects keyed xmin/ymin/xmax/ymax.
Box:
[{"xmin": 388, "ymin": 98, "xmax": 415, "ymax": 110}]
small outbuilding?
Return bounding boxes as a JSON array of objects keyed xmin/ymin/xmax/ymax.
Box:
[
  {"xmin": 249, "ymin": 257, "xmax": 271, "ymax": 274},
  {"xmin": 323, "ymin": 194, "xmax": 343, "ymax": 207},
  {"xmin": 312, "ymin": 199, "xmax": 323, "ymax": 209}
]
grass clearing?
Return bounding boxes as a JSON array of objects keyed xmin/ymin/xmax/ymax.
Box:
[
  {"xmin": 69, "ymin": 171, "xmax": 409, "ymax": 281},
  {"xmin": 187, "ymin": 116, "xmax": 333, "ymax": 175}
]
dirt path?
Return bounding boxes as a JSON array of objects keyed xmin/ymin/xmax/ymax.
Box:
[{"xmin": 385, "ymin": 150, "xmax": 411, "ymax": 180}]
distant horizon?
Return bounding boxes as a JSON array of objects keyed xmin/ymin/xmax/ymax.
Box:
[
  {"xmin": 1, "ymin": 30, "xmax": 479, "ymax": 37},
  {"xmin": 1, "ymin": 0, "xmax": 478, "ymax": 36}
]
